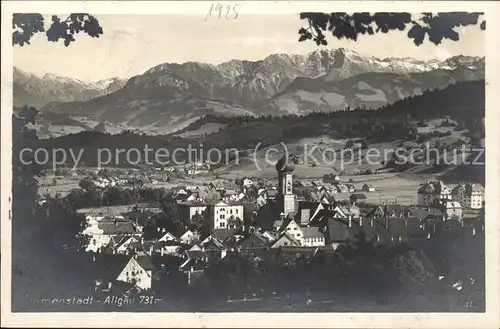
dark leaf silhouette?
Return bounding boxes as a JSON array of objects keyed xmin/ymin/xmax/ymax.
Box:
[
  {"xmin": 13, "ymin": 13, "xmax": 103, "ymax": 47},
  {"xmin": 299, "ymin": 12, "xmax": 485, "ymax": 46}
]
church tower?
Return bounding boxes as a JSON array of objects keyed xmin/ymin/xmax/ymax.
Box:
[{"xmin": 276, "ymin": 155, "xmax": 296, "ymax": 217}]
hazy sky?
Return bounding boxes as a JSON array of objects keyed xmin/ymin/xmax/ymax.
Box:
[{"xmin": 14, "ymin": 14, "xmax": 485, "ymax": 82}]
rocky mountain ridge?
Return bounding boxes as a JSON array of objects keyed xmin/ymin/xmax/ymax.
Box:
[{"xmin": 15, "ymin": 48, "xmax": 484, "ymax": 135}]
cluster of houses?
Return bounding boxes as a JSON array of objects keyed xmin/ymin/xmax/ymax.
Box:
[
  {"xmin": 91, "ymin": 176, "xmax": 128, "ymax": 188},
  {"xmin": 417, "ymin": 180, "xmax": 485, "ymax": 219},
  {"xmin": 79, "ymin": 156, "xmax": 485, "ymax": 296},
  {"xmin": 184, "ymin": 161, "xmax": 211, "ymax": 175},
  {"xmin": 298, "ymin": 174, "xmax": 376, "ymax": 194},
  {"xmin": 85, "ymin": 173, "xmax": 170, "ymax": 189}
]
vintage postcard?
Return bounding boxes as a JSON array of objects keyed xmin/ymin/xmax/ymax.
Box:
[{"xmin": 1, "ymin": 1, "xmax": 500, "ymax": 328}]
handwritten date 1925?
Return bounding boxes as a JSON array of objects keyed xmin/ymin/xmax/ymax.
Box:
[{"xmin": 205, "ymin": 3, "xmax": 240, "ymax": 21}]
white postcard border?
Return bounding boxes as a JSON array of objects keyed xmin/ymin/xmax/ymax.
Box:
[{"xmin": 1, "ymin": 1, "xmax": 499, "ymax": 328}]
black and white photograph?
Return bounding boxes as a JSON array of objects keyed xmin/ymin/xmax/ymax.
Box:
[{"xmin": 2, "ymin": 1, "xmax": 500, "ymax": 327}]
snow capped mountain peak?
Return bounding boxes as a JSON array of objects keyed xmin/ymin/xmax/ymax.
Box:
[{"xmin": 13, "ymin": 66, "xmax": 128, "ymax": 109}]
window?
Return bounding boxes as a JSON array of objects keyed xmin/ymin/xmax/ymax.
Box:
[{"xmin": 236, "ymin": 209, "xmax": 239, "ymax": 214}]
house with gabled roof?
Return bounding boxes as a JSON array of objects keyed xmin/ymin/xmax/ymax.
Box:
[
  {"xmin": 179, "ymin": 229, "xmax": 200, "ymax": 245},
  {"xmin": 199, "ymin": 235, "xmax": 227, "ymax": 251},
  {"xmin": 418, "ymin": 180, "xmax": 451, "ymax": 206},
  {"xmin": 362, "ymin": 183, "xmax": 375, "ymax": 192},
  {"xmin": 270, "ymin": 232, "xmax": 302, "ymax": 248},
  {"xmin": 277, "ymin": 218, "xmax": 304, "ymax": 243},
  {"xmin": 158, "ymin": 231, "xmax": 178, "ymax": 243},
  {"xmin": 115, "ymin": 236, "xmax": 140, "ymax": 255},
  {"xmin": 116, "ymin": 254, "xmax": 157, "ymax": 290}
]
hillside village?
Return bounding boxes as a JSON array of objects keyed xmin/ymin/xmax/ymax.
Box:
[
  {"xmin": 10, "ymin": 10, "xmax": 491, "ymax": 317},
  {"xmin": 53, "ymin": 153, "xmax": 485, "ymax": 301}
]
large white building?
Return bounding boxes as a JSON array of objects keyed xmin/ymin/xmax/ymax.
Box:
[
  {"xmin": 208, "ymin": 201, "xmax": 244, "ymax": 230},
  {"xmin": 417, "ymin": 180, "xmax": 451, "ymax": 206},
  {"xmin": 452, "ymin": 183, "xmax": 485, "ymax": 209}
]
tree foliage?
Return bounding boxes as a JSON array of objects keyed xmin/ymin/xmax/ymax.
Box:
[
  {"xmin": 13, "ymin": 13, "xmax": 103, "ymax": 46},
  {"xmin": 298, "ymin": 12, "xmax": 485, "ymax": 46}
]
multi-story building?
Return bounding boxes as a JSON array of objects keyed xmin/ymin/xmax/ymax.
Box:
[
  {"xmin": 417, "ymin": 180, "xmax": 451, "ymax": 206},
  {"xmin": 208, "ymin": 201, "xmax": 244, "ymax": 230},
  {"xmin": 444, "ymin": 201, "xmax": 463, "ymax": 219},
  {"xmin": 177, "ymin": 201, "xmax": 208, "ymax": 223},
  {"xmin": 452, "ymin": 183, "xmax": 485, "ymax": 209}
]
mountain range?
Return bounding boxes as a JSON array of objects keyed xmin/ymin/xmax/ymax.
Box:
[
  {"xmin": 14, "ymin": 48, "xmax": 485, "ymax": 135},
  {"xmin": 13, "ymin": 67, "xmax": 127, "ymax": 109}
]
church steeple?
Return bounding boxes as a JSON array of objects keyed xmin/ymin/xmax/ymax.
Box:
[{"xmin": 276, "ymin": 155, "xmax": 296, "ymax": 217}]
